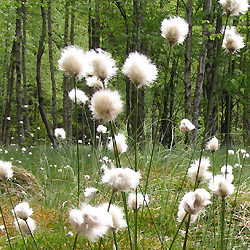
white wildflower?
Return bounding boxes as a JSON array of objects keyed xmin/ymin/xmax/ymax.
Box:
[
  {"xmin": 206, "ymin": 137, "xmax": 219, "ymax": 153},
  {"xmin": 128, "ymin": 193, "xmax": 149, "ymax": 211},
  {"xmin": 97, "ymin": 125, "xmax": 107, "ymax": 134},
  {"xmin": 188, "ymin": 158, "xmax": 212, "ymax": 183},
  {"xmin": 84, "ymin": 187, "xmax": 99, "ymax": 200},
  {"xmin": 209, "ymin": 174, "xmax": 234, "ymax": 197},
  {"xmin": 222, "ymin": 26, "xmax": 245, "ymax": 54},
  {"xmin": 90, "ymin": 89, "xmax": 123, "ymax": 122},
  {"xmin": 85, "ymin": 49, "xmax": 117, "ymax": 81},
  {"xmin": 108, "ymin": 133, "xmax": 127, "ymax": 154},
  {"xmin": 86, "ymin": 76, "xmax": 103, "ymax": 89},
  {"xmin": 177, "ymin": 188, "xmax": 211, "ymax": 223},
  {"xmin": 0, "ymin": 160, "xmax": 13, "ymax": 180},
  {"xmin": 228, "ymin": 150, "xmax": 234, "ymax": 155},
  {"xmin": 14, "ymin": 202, "xmax": 33, "ymax": 220},
  {"xmin": 14, "ymin": 218, "xmax": 36, "ymax": 236},
  {"xmin": 161, "ymin": 16, "xmax": 189, "ymax": 47},
  {"xmin": 179, "ymin": 119, "xmax": 195, "ymax": 133},
  {"xmin": 219, "ymin": 0, "xmax": 249, "ymax": 16},
  {"xmin": 68, "ymin": 88, "xmax": 88, "ymax": 105},
  {"xmin": 54, "ymin": 128, "xmax": 66, "ymax": 140},
  {"xmin": 98, "ymin": 203, "xmax": 127, "ymax": 232},
  {"xmin": 122, "ymin": 52, "xmax": 158, "ymax": 88},
  {"xmin": 102, "ymin": 167, "xmax": 141, "ymax": 192},
  {"xmin": 58, "ymin": 45, "xmax": 89, "ymax": 77}
]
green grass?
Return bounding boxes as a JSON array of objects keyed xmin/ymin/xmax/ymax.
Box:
[{"xmin": 0, "ymin": 142, "xmax": 249, "ymax": 249}]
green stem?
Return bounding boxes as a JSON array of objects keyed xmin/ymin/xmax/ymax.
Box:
[
  {"xmin": 0, "ymin": 205, "xmax": 13, "ymax": 250},
  {"xmin": 168, "ymin": 213, "xmax": 188, "ymax": 250},
  {"xmin": 211, "ymin": 153, "xmax": 216, "ymax": 248},
  {"xmin": 72, "ymin": 234, "xmax": 78, "ymax": 250},
  {"xmin": 182, "ymin": 214, "xmax": 191, "ymax": 250},
  {"xmin": 113, "ymin": 231, "xmax": 119, "ymax": 250},
  {"xmin": 24, "ymin": 219, "xmax": 40, "ymax": 250},
  {"xmin": 220, "ymin": 197, "xmax": 226, "ymax": 250}
]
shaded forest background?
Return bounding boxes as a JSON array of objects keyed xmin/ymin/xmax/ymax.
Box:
[{"xmin": 0, "ymin": 0, "xmax": 249, "ymax": 147}]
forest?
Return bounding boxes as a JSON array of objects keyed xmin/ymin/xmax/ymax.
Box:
[{"xmin": 0, "ymin": 0, "xmax": 249, "ymax": 249}]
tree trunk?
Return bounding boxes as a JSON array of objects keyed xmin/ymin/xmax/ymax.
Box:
[
  {"xmin": 21, "ymin": 0, "xmax": 30, "ymax": 133},
  {"xmin": 1, "ymin": 42, "xmax": 16, "ymax": 145},
  {"xmin": 48, "ymin": 0, "xmax": 57, "ymax": 130},
  {"xmin": 15, "ymin": 2, "xmax": 25, "ymax": 145},
  {"xmin": 192, "ymin": 0, "xmax": 212, "ymax": 142},
  {"xmin": 36, "ymin": 2, "xmax": 55, "ymax": 146},
  {"xmin": 184, "ymin": 0, "xmax": 192, "ymax": 118}
]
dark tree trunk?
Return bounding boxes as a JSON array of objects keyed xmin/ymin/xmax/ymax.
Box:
[
  {"xmin": 184, "ymin": 0, "xmax": 192, "ymax": 118},
  {"xmin": 21, "ymin": 0, "xmax": 30, "ymax": 132},
  {"xmin": 1, "ymin": 42, "xmax": 16, "ymax": 145},
  {"xmin": 15, "ymin": 2, "xmax": 25, "ymax": 145},
  {"xmin": 48, "ymin": 0, "xmax": 57, "ymax": 130},
  {"xmin": 36, "ymin": 2, "xmax": 55, "ymax": 146},
  {"xmin": 192, "ymin": 0, "xmax": 212, "ymax": 142}
]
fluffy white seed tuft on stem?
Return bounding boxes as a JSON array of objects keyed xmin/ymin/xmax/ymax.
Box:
[
  {"xmin": 13, "ymin": 202, "xmax": 33, "ymax": 220},
  {"xmin": 122, "ymin": 52, "xmax": 158, "ymax": 88},
  {"xmin": 90, "ymin": 89, "xmax": 123, "ymax": 122},
  {"xmin": 161, "ymin": 16, "xmax": 189, "ymax": 47},
  {"xmin": 54, "ymin": 128, "xmax": 66, "ymax": 140},
  {"xmin": 0, "ymin": 160, "xmax": 13, "ymax": 180},
  {"xmin": 97, "ymin": 125, "xmax": 107, "ymax": 134},
  {"xmin": 14, "ymin": 218, "xmax": 36, "ymax": 236},
  {"xmin": 108, "ymin": 133, "xmax": 127, "ymax": 154},
  {"xmin": 179, "ymin": 119, "xmax": 195, "ymax": 133},
  {"xmin": 68, "ymin": 88, "xmax": 88, "ymax": 105},
  {"xmin": 209, "ymin": 174, "xmax": 234, "ymax": 197},
  {"xmin": 219, "ymin": 0, "xmax": 249, "ymax": 16},
  {"xmin": 206, "ymin": 136, "xmax": 219, "ymax": 153},
  {"xmin": 128, "ymin": 193, "xmax": 149, "ymax": 211},
  {"xmin": 86, "ymin": 76, "xmax": 103, "ymax": 89}
]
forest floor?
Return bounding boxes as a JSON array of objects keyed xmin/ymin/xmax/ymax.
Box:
[{"xmin": 0, "ymin": 143, "xmax": 249, "ymax": 249}]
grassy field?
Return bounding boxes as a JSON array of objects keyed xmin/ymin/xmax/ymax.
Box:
[{"xmin": 0, "ymin": 141, "xmax": 249, "ymax": 249}]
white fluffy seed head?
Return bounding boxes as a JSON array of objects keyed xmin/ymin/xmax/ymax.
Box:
[
  {"xmin": 98, "ymin": 203, "xmax": 127, "ymax": 232},
  {"xmin": 90, "ymin": 89, "xmax": 123, "ymax": 122},
  {"xmin": 161, "ymin": 16, "xmax": 189, "ymax": 47},
  {"xmin": 58, "ymin": 45, "xmax": 88, "ymax": 77},
  {"xmin": 0, "ymin": 160, "xmax": 13, "ymax": 180},
  {"xmin": 86, "ymin": 76, "xmax": 103, "ymax": 89},
  {"xmin": 102, "ymin": 167, "xmax": 141, "ymax": 192},
  {"xmin": 54, "ymin": 128, "xmax": 66, "ymax": 140},
  {"xmin": 84, "ymin": 187, "xmax": 99, "ymax": 200},
  {"xmin": 85, "ymin": 49, "xmax": 117, "ymax": 81},
  {"xmin": 97, "ymin": 125, "xmax": 107, "ymax": 134},
  {"xmin": 68, "ymin": 88, "xmax": 88, "ymax": 105},
  {"xmin": 188, "ymin": 157, "xmax": 212, "ymax": 183},
  {"xmin": 221, "ymin": 165, "xmax": 233, "ymax": 175},
  {"xmin": 13, "ymin": 202, "xmax": 33, "ymax": 220},
  {"xmin": 68, "ymin": 209, "xmax": 84, "ymax": 235},
  {"xmin": 14, "ymin": 218, "xmax": 36, "ymax": 236},
  {"xmin": 222, "ymin": 26, "xmax": 245, "ymax": 53},
  {"xmin": 128, "ymin": 193, "xmax": 149, "ymax": 211},
  {"xmin": 122, "ymin": 52, "xmax": 158, "ymax": 88},
  {"xmin": 228, "ymin": 150, "xmax": 234, "ymax": 155},
  {"xmin": 206, "ymin": 136, "xmax": 219, "ymax": 153},
  {"xmin": 219, "ymin": 0, "xmax": 249, "ymax": 16},
  {"xmin": 209, "ymin": 174, "xmax": 234, "ymax": 197},
  {"xmin": 179, "ymin": 119, "xmax": 195, "ymax": 133},
  {"xmin": 108, "ymin": 133, "xmax": 127, "ymax": 154}
]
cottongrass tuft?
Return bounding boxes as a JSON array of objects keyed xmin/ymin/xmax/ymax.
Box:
[
  {"xmin": 84, "ymin": 187, "xmax": 99, "ymax": 201},
  {"xmin": 177, "ymin": 188, "xmax": 211, "ymax": 222},
  {"xmin": 219, "ymin": 0, "xmax": 249, "ymax": 16},
  {"xmin": 68, "ymin": 88, "xmax": 88, "ymax": 105},
  {"xmin": 179, "ymin": 119, "xmax": 195, "ymax": 133},
  {"xmin": 98, "ymin": 203, "xmax": 127, "ymax": 232},
  {"xmin": 228, "ymin": 149, "xmax": 234, "ymax": 155},
  {"xmin": 188, "ymin": 157, "xmax": 212, "ymax": 183},
  {"xmin": 86, "ymin": 76, "xmax": 103, "ymax": 89},
  {"xmin": 97, "ymin": 125, "xmax": 107, "ymax": 134},
  {"xmin": 14, "ymin": 202, "xmax": 33, "ymax": 220},
  {"xmin": 209, "ymin": 174, "xmax": 234, "ymax": 197},
  {"xmin": 90, "ymin": 89, "xmax": 123, "ymax": 122},
  {"xmin": 0, "ymin": 160, "xmax": 13, "ymax": 180},
  {"xmin": 128, "ymin": 193, "xmax": 149, "ymax": 211},
  {"xmin": 14, "ymin": 218, "xmax": 36, "ymax": 236},
  {"xmin": 54, "ymin": 128, "xmax": 66, "ymax": 140},
  {"xmin": 122, "ymin": 52, "xmax": 158, "ymax": 88},
  {"xmin": 58, "ymin": 45, "xmax": 88, "ymax": 77},
  {"xmin": 108, "ymin": 133, "xmax": 128, "ymax": 154},
  {"xmin": 102, "ymin": 167, "xmax": 141, "ymax": 192},
  {"xmin": 85, "ymin": 48, "xmax": 117, "ymax": 81},
  {"xmin": 69, "ymin": 203, "xmax": 113, "ymax": 242},
  {"xmin": 206, "ymin": 136, "xmax": 219, "ymax": 153},
  {"xmin": 161, "ymin": 16, "xmax": 189, "ymax": 47},
  {"xmin": 222, "ymin": 26, "xmax": 245, "ymax": 54}
]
